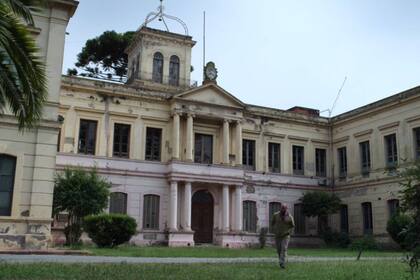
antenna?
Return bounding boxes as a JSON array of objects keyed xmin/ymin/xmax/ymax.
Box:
[
  {"xmin": 320, "ymin": 76, "xmax": 347, "ymax": 117},
  {"xmin": 203, "ymin": 11, "xmax": 206, "ymax": 81}
]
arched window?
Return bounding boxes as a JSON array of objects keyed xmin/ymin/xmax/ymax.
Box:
[
  {"xmin": 169, "ymin": 55, "xmax": 180, "ymax": 86},
  {"xmin": 109, "ymin": 192, "xmax": 127, "ymax": 214},
  {"xmin": 152, "ymin": 52, "xmax": 164, "ymax": 83},
  {"xmin": 0, "ymin": 154, "xmax": 17, "ymax": 216},
  {"xmin": 362, "ymin": 202, "xmax": 373, "ymax": 235},
  {"xmin": 243, "ymin": 200, "xmax": 257, "ymax": 232},
  {"xmin": 268, "ymin": 202, "xmax": 282, "ymax": 233},
  {"xmin": 143, "ymin": 195, "xmax": 160, "ymax": 230}
]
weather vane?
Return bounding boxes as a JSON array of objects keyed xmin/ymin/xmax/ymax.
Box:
[{"xmin": 140, "ymin": 0, "xmax": 189, "ymax": 35}]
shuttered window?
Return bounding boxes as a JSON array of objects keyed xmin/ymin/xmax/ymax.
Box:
[
  {"xmin": 145, "ymin": 127, "xmax": 162, "ymax": 161},
  {"xmin": 340, "ymin": 205, "xmax": 349, "ymax": 233},
  {"xmin": 113, "ymin": 123, "xmax": 130, "ymax": 158},
  {"xmin": 269, "ymin": 202, "xmax": 282, "ymax": 233},
  {"xmin": 194, "ymin": 133, "xmax": 213, "ymax": 164},
  {"xmin": 294, "ymin": 203, "xmax": 306, "ymax": 235},
  {"xmin": 384, "ymin": 134, "xmax": 398, "ymax": 168},
  {"xmin": 387, "ymin": 199, "xmax": 399, "ymax": 218},
  {"xmin": 414, "ymin": 128, "xmax": 420, "ymax": 159},
  {"xmin": 292, "ymin": 145, "xmax": 304, "ymax": 175},
  {"xmin": 78, "ymin": 119, "xmax": 97, "ymax": 155},
  {"xmin": 143, "ymin": 195, "xmax": 160, "ymax": 230},
  {"xmin": 109, "ymin": 192, "xmax": 127, "ymax": 214},
  {"xmin": 268, "ymin": 143, "xmax": 281, "ymax": 173},
  {"xmin": 243, "ymin": 140, "xmax": 256, "ymax": 170},
  {"xmin": 362, "ymin": 202, "xmax": 373, "ymax": 235},
  {"xmin": 315, "ymin": 148, "xmax": 326, "ymax": 177},
  {"xmin": 338, "ymin": 147, "xmax": 347, "ymax": 178},
  {"xmin": 169, "ymin": 55, "xmax": 180, "ymax": 86},
  {"xmin": 359, "ymin": 141, "xmax": 371, "ymax": 175},
  {"xmin": 0, "ymin": 155, "xmax": 16, "ymax": 216},
  {"xmin": 152, "ymin": 52, "xmax": 164, "ymax": 83},
  {"xmin": 243, "ymin": 200, "xmax": 257, "ymax": 232}
]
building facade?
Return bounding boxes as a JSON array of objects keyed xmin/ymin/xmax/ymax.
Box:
[
  {"xmin": 1, "ymin": 3, "xmax": 420, "ymax": 249},
  {"xmin": 0, "ymin": 0, "xmax": 77, "ymax": 249}
]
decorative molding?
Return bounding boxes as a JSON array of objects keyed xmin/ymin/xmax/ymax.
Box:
[
  {"xmin": 406, "ymin": 115, "xmax": 420, "ymax": 123},
  {"xmin": 287, "ymin": 135, "xmax": 309, "ymax": 142},
  {"xmin": 353, "ymin": 129, "xmax": 373, "ymax": 138},
  {"xmin": 333, "ymin": 135, "xmax": 350, "ymax": 144},
  {"xmin": 311, "ymin": 138, "xmax": 330, "ymax": 144},
  {"xmin": 109, "ymin": 111, "xmax": 138, "ymax": 119},
  {"xmin": 141, "ymin": 115, "xmax": 170, "ymax": 122},
  {"xmin": 378, "ymin": 121, "xmax": 400, "ymax": 131},
  {"xmin": 74, "ymin": 106, "xmax": 104, "ymax": 114},
  {"xmin": 264, "ymin": 132, "xmax": 286, "ymax": 139}
]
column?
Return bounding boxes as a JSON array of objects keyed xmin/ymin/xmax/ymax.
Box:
[
  {"xmin": 172, "ymin": 112, "xmax": 180, "ymax": 159},
  {"xmin": 222, "ymin": 184, "xmax": 230, "ymax": 232},
  {"xmin": 169, "ymin": 181, "xmax": 178, "ymax": 231},
  {"xmin": 183, "ymin": 182, "xmax": 192, "ymax": 231},
  {"xmin": 234, "ymin": 185, "xmax": 242, "ymax": 231},
  {"xmin": 186, "ymin": 114, "xmax": 194, "ymax": 161},
  {"xmin": 235, "ymin": 121, "xmax": 243, "ymax": 166},
  {"xmin": 223, "ymin": 120, "xmax": 230, "ymax": 164}
]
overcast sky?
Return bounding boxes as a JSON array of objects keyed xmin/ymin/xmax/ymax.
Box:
[{"xmin": 62, "ymin": 0, "xmax": 420, "ymax": 116}]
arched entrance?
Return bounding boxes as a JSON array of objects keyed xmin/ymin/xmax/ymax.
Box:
[{"xmin": 191, "ymin": 190, "xmax": 214, "ymax": 244}]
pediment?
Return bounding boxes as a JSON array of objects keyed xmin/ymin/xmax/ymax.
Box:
[{"xmin": 174, "ymin": 83, "xmax": 244, "ymax": 108}]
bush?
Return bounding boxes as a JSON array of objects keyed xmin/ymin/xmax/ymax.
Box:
[
  {"xmin": 259, "ymin": 227, "xmax": 268, "ymax": 249},
  {"xmin": 386, "ymin": 213, "xmax": 413, "ymax": 249},
  {"xmin": 84, "ymin": 214, "xmax": 137, "ymax": 247},
  {"xmin": 350, "ymin": 235, "xmax": 378, "ymax": 251},
  {"xmin": 320, "ymin": 228, "xmax": 351, "ymax": 248}
]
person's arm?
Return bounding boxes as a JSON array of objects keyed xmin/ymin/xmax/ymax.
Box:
[{"xmin": 271, "ymin": 213, "xmax": 276, "ymax": 228}]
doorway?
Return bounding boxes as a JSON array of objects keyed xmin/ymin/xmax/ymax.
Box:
[{"xmin": 191, "ymin": 190, "xmax": 214, "ymax": 243}]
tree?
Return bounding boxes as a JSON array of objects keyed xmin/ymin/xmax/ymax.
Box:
[
  {"xmin": 53, "ymin": 167, "xmax": 111, "ymax": 245},
  {"xmin": 68, "ymin": 30, "xmax": 135, "ymax": 82},
  {"xmin": 399, "ymin": 161, "xmax": 420, "ymax": 276},
  {"xmin": 0, "ymin": 0, "xmax": 47, "ymax": 129},
  {"xmin": 300, "ymin": 191, "xmax": 341, "ymax": 233}
]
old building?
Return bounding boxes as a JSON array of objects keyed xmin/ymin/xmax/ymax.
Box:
[{"xmin": 1, "ymin": 2, "xmax": 419, "ymax": 249}]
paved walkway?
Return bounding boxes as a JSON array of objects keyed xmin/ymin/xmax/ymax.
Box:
[{"xmin": 0, "ymin": 254, "xmax": 401, "ymax": 264}]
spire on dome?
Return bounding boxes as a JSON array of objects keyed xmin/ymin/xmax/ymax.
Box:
[{"xmin": 139, "ymin": 0, "xmax": 189, "ymax": 35}]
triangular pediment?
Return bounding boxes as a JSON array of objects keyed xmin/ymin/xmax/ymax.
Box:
[{"xmin": 174, "ymin": 83, "xmax": 244, "ymax": 108}]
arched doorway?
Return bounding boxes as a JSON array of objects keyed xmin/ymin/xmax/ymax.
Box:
[{"xmin": 191, "ymin": 190, "xmax": 214, "ymax": 244}]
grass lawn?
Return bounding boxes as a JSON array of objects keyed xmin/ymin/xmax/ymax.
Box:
[
  {"xmin": 0, "ymin": 261, "xmax": 417, "ymax": 280},
  {"xmin": 78, "ymin": 245, "xmax": 405, "ymax": 258}
]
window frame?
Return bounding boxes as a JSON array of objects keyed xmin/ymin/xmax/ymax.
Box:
[
  {"xmin": 243, "ymin": 200, "xmax": 257, "ymax": 233},
  {"xmin": 387, "ymin": 199, "xmax": 400, "ymax": 218},
  {"xmin": 242, "ymin": 139, "xmax": 256, "ymax": 170},
  {"xmin": 292, "ymin": 145, "xmax": 305, "ymax": 175},
  {"xmin": 143, "ymin": 194, "xmax": 160, "ymax": 230},
  {"xmin": 152, "ymin": 52, "xmax": 164, "ymax": 83},
  {"xmin": 0, "ymin": 154, "xmax": 17, "ymax": 217},
  {"xmin": 113, "ymin": 123, "xmax": 131, "ymax": 158},
  {"xmin": 145, "ymin": 127, "xmax": 162, "ymax": 161},
  {"xmin": 268, "ymin": 202, "xmax": 282, "ymax": 233},
  {"xmin": 293, "ymin": 203, "xmax": 306, "ymax": 235},
  {"xmin": 77, "ymin": 119, "xmax": 98, "ymax": 155},
  {"xmin": 337, "ymin": 146, "xmax": 348, "ymax": 179},
  {"xmin": 268, "ymin": 142, "xmax": 281, "ymax": 173},
  {"xmin": 384, "ymin": 133, "xmax": 398, "ymax": 168},
  {"xmin": 169, "ymin": 55, "xmax": 180, "ymax": 86},
  {"xmin": 361, "ymin": 202, "xmax": 373, "ymax": 235},
  {"xmin": 315, "ymin": 148, "xmax": 327, "ymax": 177},
  {"xmin": 340, "ymin": 204, "xmax": 349, "ymax": 233},
  {"xmin": 414, "ymin": 127, "xmax": 420, "ymax": 160},
  {"xmin": 109, "ymin": 192, "xmax": 128, "ymax": 214},
  {"xmin": 194, "ymin": 133, "xmax": 213, "ymax": 164},
  {"xmin": 359, "ymin": 141, "xmax": 371, "ymax": 176}
]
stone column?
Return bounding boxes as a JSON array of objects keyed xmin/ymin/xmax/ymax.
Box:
[
  {"xmin": 235, "ymin": 121, "xmax": 243, "ymax": 166},
  {"xmin": 222, "ymin": 184, "xmax": 230, "ymax": 231},
  {"xmin": 184, "ymin": 182, "xmax": 192, "ymax": 231},
  {"xmin": 223, "ymin": 120, "xmax": 230, "ymax": 164},
  {"xmin": 234, "ymin": 185, "xmax": 242, "ymax": 231},
  {"xmin": 186, "ymin": 114, "xmax": 194, "ymax": 161},
  {"xmin": 172, "ymin": 112, "xmax": 180, "ymax": 159},
  {"xmin": 169, "ymin": 181, "xmax": 178, "ymax": 231}
]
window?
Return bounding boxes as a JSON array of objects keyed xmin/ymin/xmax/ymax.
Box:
[
  {"xmin": 78, "ymin": 119, "xmax": 97, "ymax": 155},
  {"xmin": 414, "ymin": 128, "xmax": 420, "ymax": 160},
  {"xmin": 338, "ymin": 147, "xmax": 347, "ymax": 179},
  {"xmin": 243, "ymin": 200, "xmax": 257, "ymax": 232},
  {"xmin": 243, "ymin": 140, "xmax": 256, "ymax": 170},
  {"xmin": 360, "ymin": 141, "xmax": 371, "ymax": 175},
  {"xmin": 384, "ymin": 134, "xmax": 398, "ymax": 168},
  {"xmin": 169, "ymin": 55, "xmax": 180, "ymax": 86},
  {"xmin": 362, "ymin": 202, "xmax": 373, "ymax": 235},
  {"xmin": 145, "ymin": 127, "xmax": 162, "ymax": 161},
  {"xmin": 292, "ymin": 145, "xmax": 304, "ymax": 175},
  {"xmin": 194, "ymin": 133, "xmax": 213, "ymax": 164},
  {"xmin": 268, "ymin": 143, "xmax": 281, "ymax": 173},
  {"xmin": 294, "ymin": 203, "xmax": 306, "ymax": 235},
  {"xmin": 109, "ymin": 192, "xmax": 127, "ymax": 214},
  {"xmin": 152, "ymin": 52, "xmax": 164, "ymax": 83},
  {"xmin": 315, "ymin": 148, "xmax": 326, "ymax": 177},
  {"xmin": 0, "ymin": 155, "xmax": 16, "ymax": 216},
  {"xmin": 143, "ymin": 195, "xmax": 160, "ymax": 230},
  {"xmin": 269, "ymin": 202, "xmax": 282, "ymax": 233},
  {"xmin": 387, "ymin": 199, "xmax": 399, "ymax": 217},
  {"xmin": 113, "ymin": 123, "xmax": 130, "ymax": 158},
  {"xmin": 340, "ymin": 205, "xmax": 349, "ymax": 233},
  {"xmin": 57, "ymin": 129, "xmax": 61, "ymax": 152}
]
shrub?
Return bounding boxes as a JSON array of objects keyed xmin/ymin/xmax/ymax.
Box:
[
  {"xmin": 337, "ymin": 232, "xmax": 351, "ymax": 248},
  {"xmin": 259, "ymin": 227, "xmax": 268, "ymax": 249},
  {"xmin": 84, "ymin": 214, "xmax": 137, "ymax": 247},
  {"xmin": 350, "ymin": 235, "xmax": 378, "ymax": 251},
  {"xmin": 386, "ymin": 213, "xmax": 413, "ymax": 249},
  {"xmin": 320, "ymin": 227, "xmax": 351, "ymax": 248}
]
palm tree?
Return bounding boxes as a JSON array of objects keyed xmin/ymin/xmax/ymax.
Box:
[{"xmin": 0, "ymin": 0, "xmax": 47, "ymax": 129}]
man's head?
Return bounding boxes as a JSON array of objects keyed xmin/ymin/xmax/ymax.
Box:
[{"xmin": 280, "ymin": 204, "xmax": 288, "ymax": 216}]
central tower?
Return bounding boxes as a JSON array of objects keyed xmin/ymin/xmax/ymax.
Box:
[{"xmin": 125, "ymin": 1, "xmax": 196, "ymax": 91}]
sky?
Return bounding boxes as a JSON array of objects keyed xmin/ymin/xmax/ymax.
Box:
[{"xmin": 62, "ymin": 0, "xmax": 420, "ymax": 116}]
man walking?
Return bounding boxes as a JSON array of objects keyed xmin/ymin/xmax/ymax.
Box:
[{"xmin": 271, "ymin": 204, "xmax": 295, "ymax": 269}]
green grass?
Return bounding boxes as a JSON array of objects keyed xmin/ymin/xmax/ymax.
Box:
[
  {"xmin": 0, "ymin": 261, "xmax": 417, "ymax": 280},
  {"xmin": 76, "ymin": 245, "xmax": 405, "ymax": 258}
]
